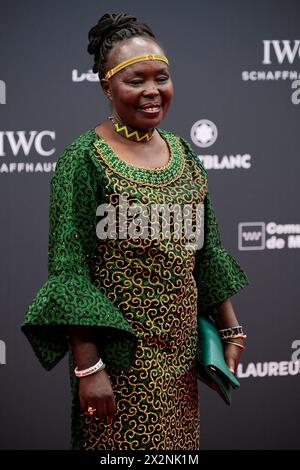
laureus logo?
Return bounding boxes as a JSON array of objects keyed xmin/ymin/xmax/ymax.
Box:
[
  {"xmin": 190, "ymin": 119, "xmax": 218, "ymax": 148},
  {"xmin": 291, "ymin": 340, "xmax": 300, "ymax": 362},
  {"xmin": 72, "ymin": 69, "xmax": 99, "ymax": 82},
  {"xmin": 291, "ymin": 79, "xmax": 300, "ymax": 105}
]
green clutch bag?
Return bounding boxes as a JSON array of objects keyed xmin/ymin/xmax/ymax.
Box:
[{"xmin": 196, "ymin": 315, "xmax": 240, "ymax": 405}]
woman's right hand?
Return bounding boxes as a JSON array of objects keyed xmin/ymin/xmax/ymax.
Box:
[{"xmin": 79, "ymin": 369, "xmax": 116, "ymax": 422}]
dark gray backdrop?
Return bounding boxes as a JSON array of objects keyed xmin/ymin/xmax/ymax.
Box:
[{"xmin": 0, "ymin": 0, "xmax": 299, "ymax": 450}]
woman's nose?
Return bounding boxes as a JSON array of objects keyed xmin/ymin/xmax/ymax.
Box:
[{"xmin": 142, "ymin": 84, "xmax": 160, "ymax": 97}]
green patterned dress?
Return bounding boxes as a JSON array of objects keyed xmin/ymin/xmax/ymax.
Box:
[{"xmin": 22, "ymin": 128, "xmax": 249, "ymax": 450}]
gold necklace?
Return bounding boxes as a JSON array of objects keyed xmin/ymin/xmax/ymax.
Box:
[{"xmin": 108, "ymin": 115, "xmax": 155, "ymax": 143}]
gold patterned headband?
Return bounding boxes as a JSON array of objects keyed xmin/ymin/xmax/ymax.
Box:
[{"xmin": 104, "ymin": 54, "xmax": 169, "ymax": 79}]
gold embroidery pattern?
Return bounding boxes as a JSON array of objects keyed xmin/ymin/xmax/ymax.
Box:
[
  {"xmin": 76, "ymin": 137, "xmax": 207, "ymax": 450},
  {"xmin": 92, "ymin": 129, "xmax": 186, "ymax": 187}
]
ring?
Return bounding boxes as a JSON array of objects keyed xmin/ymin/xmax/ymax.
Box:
[{"xmin": 87, "ymin": 406, "xmax": 97, "ymax": 415}]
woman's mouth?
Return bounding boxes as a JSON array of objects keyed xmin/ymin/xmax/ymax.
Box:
[{"xmin": 138, "ymin": 106, "xmax": 161, "ymax": 115}]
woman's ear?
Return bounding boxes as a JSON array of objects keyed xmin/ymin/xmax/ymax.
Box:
[{"xmin": 100, "ymin": 78, "xmax": 112, "ymax": 101}]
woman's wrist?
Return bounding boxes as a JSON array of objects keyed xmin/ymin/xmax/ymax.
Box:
[
  {"xmin": 214, "ymin": 299, "xmax": 247, "ymax": 348},
  {"xmin": 72, "ymin": 345, "xmax": 100, "ymax": 371},
  {"xmin": 215, "ymin": 298, "xmax": 241, "ymax": 329},
  {"xmin": 68, "ymin": 326, "xmax": 100, "ymax": 370}
]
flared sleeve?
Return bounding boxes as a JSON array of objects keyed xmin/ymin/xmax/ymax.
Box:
[
  {"xmin": 179, "ymin": 136, "xmax": 250, "ymax": 314},
  {"xmin": 193, "ymin": 189, "xmax": 250, "ymax": 314},
  {"xmin": 21, "ymin": 141, "xmax": 138, "ymax": 371}
]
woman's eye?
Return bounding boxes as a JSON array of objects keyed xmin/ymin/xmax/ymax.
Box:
[
  {"xmin": 129, "ymin": 80, "xmax": 143, "ymax": 85},
  {"xmin": 157, "ymin": 76, "xmax": 169, "ymax": 82}
]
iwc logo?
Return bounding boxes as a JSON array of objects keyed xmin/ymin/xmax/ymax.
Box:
[{"xmin": 190, "ymin": 119, "xmax": 218, "ymax": 148}]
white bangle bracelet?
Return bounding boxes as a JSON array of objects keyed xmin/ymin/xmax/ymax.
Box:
[{"xmin": 74, "ymin": 357, "xmax": 106, "ymax": 377}]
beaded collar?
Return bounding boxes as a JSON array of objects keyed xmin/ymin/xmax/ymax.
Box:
[{"xmin": 92, "ymin": 128, "xmax": 185, "ymax": 187}]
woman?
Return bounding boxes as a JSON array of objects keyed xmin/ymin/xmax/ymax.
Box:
[{"xmin": 22, "ymin": 13, "xmax": 249, "ymax": 450}]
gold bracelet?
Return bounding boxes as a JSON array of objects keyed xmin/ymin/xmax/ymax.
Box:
[
  {"xmin": 219, "ymin": 325, "xmax": 246, "ymax": 340},
  {"xmin": 225, "ymin": 341, "xmax": 245, "ymax": 350}
]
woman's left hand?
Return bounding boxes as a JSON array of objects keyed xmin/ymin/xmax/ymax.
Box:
[{"xmin": 224, "ymin": 340, "xmax": 245, "ymax": 375}]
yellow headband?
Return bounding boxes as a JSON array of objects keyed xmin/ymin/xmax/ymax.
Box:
[{"xmin": 104, "ymin": 54, "xmax": 169, "ymax": 79}]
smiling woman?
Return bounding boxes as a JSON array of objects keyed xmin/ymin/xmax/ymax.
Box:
[
  {"xmin": 93, "ymin": 30, "xmax": 174, "ymax": 169},
  {"xmin": 101, "ymin": 40, "xmax": 173, "ymax": 130},
  {"xmin": 22, "ymin": 12, "xmax": 250, "ymax": 451}
]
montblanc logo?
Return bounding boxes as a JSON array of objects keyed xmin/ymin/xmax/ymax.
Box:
[
  {"xmin": 239, "ymin": 222, "xmax": 300, "ymax": 250},
  {"xmin": 190, "ymin": 119, "xmax": 252, "ymax": 170},
  {"xmin": 190, "ymin": 119, "xmax": 218, "ymax": 148}
]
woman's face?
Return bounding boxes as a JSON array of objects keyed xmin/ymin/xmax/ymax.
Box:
[{"xmin": 101, "ymin": 37, "xmax": 174, "ymax": 131}]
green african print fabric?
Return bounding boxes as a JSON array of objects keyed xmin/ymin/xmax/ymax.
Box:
[{"xmin": 22, "ymin": 127, "xmax": 249, "ymax": 450}]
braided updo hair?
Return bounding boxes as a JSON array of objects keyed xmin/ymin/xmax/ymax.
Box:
[{"xmin": 87, "ymin": 13, "xmax": 157, "ymax": 79}]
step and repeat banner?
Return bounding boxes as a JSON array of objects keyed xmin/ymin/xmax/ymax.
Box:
[{"xmin": 0, "ymin": 0, "xmax": 299, "ymax": 450}]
